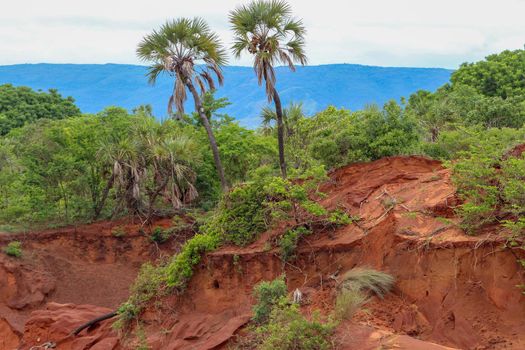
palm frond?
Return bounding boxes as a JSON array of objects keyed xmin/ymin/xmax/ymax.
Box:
[{"xmin": 229, "ymin": 0, "xmax": 307, "ymax": 101}]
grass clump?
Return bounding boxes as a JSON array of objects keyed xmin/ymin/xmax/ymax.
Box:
[
  {"xmin": 3, "ymin": 241, "xmax": 22, "ymax": 258},
  {"xmin": 112, "ymin": 226, "xmax": 126, "ymax": 238},
  {"xmin": 333, "ymin": 267, "xmax": 394, "ymax": 322},
  {"xmin": 337, "ymin": 267, "xmax": 395, "ymax": 298},
  {"xmin": 333, "ymin": 288, "xmax": 367, "ymax": 322}
]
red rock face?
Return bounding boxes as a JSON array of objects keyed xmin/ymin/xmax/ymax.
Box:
[
  {"xmin": 0, "ymin": 218, "xmax": 185, "ymax": 349},
  {"xmin": 4, "ymin": 156, "xmax": 525, "ymax": 349},
  {"xmin": 18, "ymin": 303, "xmax": 118, "ymax": 350}
]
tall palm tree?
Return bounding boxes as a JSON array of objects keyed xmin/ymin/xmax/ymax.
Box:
[
  {"xmin": 230, "ymin": 0, "xmax": 307, "ymax": 178},
  {"xmin": 137, "ymin": 18, "xmax": 228, "ymax": 191}
]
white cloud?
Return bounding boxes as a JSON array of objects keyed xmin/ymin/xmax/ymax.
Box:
[{"xmin": 0, "ymin": 0, "xmax": 524, "ymax": 68}]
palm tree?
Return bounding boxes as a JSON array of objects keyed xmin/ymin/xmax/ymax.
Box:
[
  {"xmin": 137, "ymin": 18, "xmax": 228, "ymax": 191},
  {"xmin": 230, "ymin": 0, "xmax": 307, "ymax": 178},
  {"xmin": 260, "ymin": 102, "xmax": 304, "ymax": 137}
]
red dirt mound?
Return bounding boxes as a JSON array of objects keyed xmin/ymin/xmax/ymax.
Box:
[
  {"xmin": 0, "ymin": 218, "xmax": 188, "ymax": 349},
  {"xmin": 14, "ymin": 156, "xmax": 525, "ymax": 350}
]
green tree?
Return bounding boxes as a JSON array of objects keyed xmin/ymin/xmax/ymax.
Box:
[
  {"xmin": 230, "ymin": 0, "xmax": 307, "ymax": 178},
  {"xmin": 0, "ymin": 84, "xmax": 80, "ymax": 135},
  {"xmin": 451, "ymin": 49, "xmax": 525, "ymax": 99},
  {"xmin": 137, "ymin": 18, "xmax": 229, "ymax": 191}
]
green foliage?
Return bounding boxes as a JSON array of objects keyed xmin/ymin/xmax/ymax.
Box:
[
  {"xmin": 3, "ymin": 241, "xmax": 22, "ymax": 258},
  {"xmin": 205, "ymin": 180, "xmax": 270, "ymax": 246},
  {"xmin": 215, "ymin": 122, "xmax": 277, "ymax": 185},
  {"xmin": 255, "ymin": 299, "xmax": 335, "ymax": 350},
  {"xmin": 252, "ymin": 276, "xmax": 288, "ymax": 324},
  {"xmin": 116, "ymin": 262, "xmax": 165, "ymax": 327},
  {"xmin": 278, "ymin": 227, "xmax": 312, "ymax": 262},
  {"xmin": 0, "ymin": 84, "xmax": 80, "ymax": 136},
  {"xmin": 421, "ymin": 125, "xmax": 525, "ymax": 160},
  {"xmin": 164, "ymin": 231, "xmax": 221, "ymax": 290},
  {"xmin": 286, "ymin": 103, "xmax": 419, "ymax": 172},
  {"xmin": 150, "ymin": 227, "xmax": 171, "ymax": 244},
  {"xmin": 448, "ymin": 133, "xmax": 525, "ymax": 233},
  {"xmin": 0, "ymin": 110, "xmax": 200, "ymax": 228},
  {"xmin": 451, "ymin": 49, "xmax": 525, "ymax": 99}
]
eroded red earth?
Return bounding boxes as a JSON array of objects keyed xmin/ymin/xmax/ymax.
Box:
[{"xmin": 2, "ymin": 156, "xmax": 524, "ymax": 350}]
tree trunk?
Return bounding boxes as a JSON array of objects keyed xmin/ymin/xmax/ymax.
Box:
[
  {"xmin": 186, "ymin": 79, "xmax": 228, "ymax": 192},
  {"xmin": 71, "ymin": 311, "xmax": 117, "ymax": 336},
  {"xmin": 273, "ymin": 88, "xmax": 287, "ymax": 178},
  {"xmin": 93, "ymin": 173, "xmax": 115, "ymax": 220}
]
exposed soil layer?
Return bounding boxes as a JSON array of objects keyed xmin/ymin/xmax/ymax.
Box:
[
  {"xmin": 0, "ymin": 218, "xmax": 186, "ymax": 349},
  {"xmin": 9, "ymin": 156, "xmax": 525, "ymax": 350}
]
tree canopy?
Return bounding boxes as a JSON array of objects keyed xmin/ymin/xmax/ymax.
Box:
[{"xmin": 0, "ymin": 84, "xmax": 80, "ymax": 135}]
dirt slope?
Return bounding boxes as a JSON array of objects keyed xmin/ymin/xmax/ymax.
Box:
[
  {"xmin": 10, "ymin": 156, "xmax": 525, "ymax": 350},
  {"xmin": 0, "ymin": 218, "xmax": 186, "ymax": 349}
]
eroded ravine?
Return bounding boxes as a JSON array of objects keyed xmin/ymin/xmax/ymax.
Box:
[
  {"xmin": 9, "ymin": 157, "xmax": 525, "ymax": 350},
  {"xmin": 0, "ymin": 218, "xmax": 185, "ymax": 349}
]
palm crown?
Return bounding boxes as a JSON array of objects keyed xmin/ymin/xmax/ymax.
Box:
[
  {"xmin": 137, "ymin": 18, "xmax": 228, "ymax": 118},
  {"xmin": 229, "ymin": 0, "xmax": 307, "ymax": 101}
]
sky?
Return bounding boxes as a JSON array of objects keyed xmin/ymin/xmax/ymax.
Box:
[{"xmin": 1, "ymin": 0, "xmax": 524, "ymax": 68}]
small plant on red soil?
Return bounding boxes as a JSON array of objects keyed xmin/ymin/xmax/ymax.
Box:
[
  {"xmin": 278, "ymin": 226, "xmax": 312, "ymax": 262},
  {"xmin": 252, "ymin": 276, "xmax": 288, "ymax": 324},
  {"xmin": 150, "ymin": 226, "xmax": 171, "ymax": 244},
  {"xmin": 3, "ymin": 241, "xmax": 22, "ymax": 258},
  {"xmin": 255, "ymin": 298, "xmax": 336, "ymax": 350},
  {"xmin": 333, "ymin": 268, "xmax": 395, "ymax": 322},
  {"xmin": 111, "ymin": 226, "xmax": 126, "ymax": 238}
]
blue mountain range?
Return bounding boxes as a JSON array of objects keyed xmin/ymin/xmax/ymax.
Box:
[{"xmin": 0, "ymin": 63, "xmax": 452, "ymax": 127}]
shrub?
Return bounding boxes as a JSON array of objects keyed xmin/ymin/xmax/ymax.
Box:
[
  {"xmin": 278, "ymin": 227, "xmax": 312, "ymax": 262},
  {"xmin": 164, "ymin": 231, "xmax": 221, "ymax": 290},
  {"xmin": 3, "ymin": 241, "xmax": 22, "ymax": 258},
  {"xmin": 209, "ymin": 180, "xmax": 270, "ymax": 246},
  {"xmin": 115, "ymin": 263, "xmax": 164, "ymax": 327},
  {"xmin": 150, "ymin": 226, "xmax": 171, "ymax": 244},
  {"xmin": 448, "ymin": 133, "xmax": 525, "ymax": 233},
  {"xmin": 252, "ymin": 276, "xmax": 288, "ymax": 324},
  {"xmin": 256, "ymin": 299, "xmax": 335, "ymax": 350}
]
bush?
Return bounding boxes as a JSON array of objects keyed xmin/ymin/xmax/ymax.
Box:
[
  {"xmin": 150, "ymin": 226, "xmax": 171, "ymax": 244},
  {"xmin": 256, "ymin": 299, "xmax": 335, "ymax": 350},
  {"xmin": 210, "ymin": 180, "xmax": 270, "ymax": 246},
  {"xmin": 115, "ymin": 263, "xmax": 164, "ymax": 327},
  {"xmin": 164, "ymin": 231, "xmax": 221, "ymax": 290},
  {"xmin": 252, "ymin": 276, "xmax": 288, "ymax": 324},
  {"xmin": 278, "ymin": 227, "xmax": 312, "ymax": 262},
  {"xmin": 3, "ymin": 241, "xmax": 22, "ymax": 258},
  {"xmin": 448, "ymin": 132, "xmax": 525, "ymax": 233}
]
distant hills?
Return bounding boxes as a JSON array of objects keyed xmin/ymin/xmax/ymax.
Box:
[{"xmin": 0, "ymin": 63, "xmax": 452, "ymax": 127}]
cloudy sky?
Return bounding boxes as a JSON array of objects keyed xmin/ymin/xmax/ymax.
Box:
[{"xmin": 1, "ymin": 0, "xmax": 524, "ymax": 68}]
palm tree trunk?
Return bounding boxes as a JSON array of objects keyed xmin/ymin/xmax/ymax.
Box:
[
  {"xmin": 185, "ymin": 79, "xmax": 228, "ymax": 191},
  {"xmin": 273, "ymin": 88, "xmax": 287, "ymax": 178}
]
